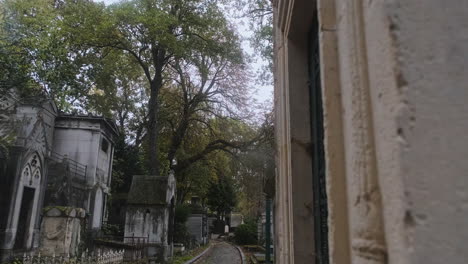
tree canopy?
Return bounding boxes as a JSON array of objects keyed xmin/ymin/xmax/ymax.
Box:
[{"xmin": 1, "ymin": 0, "xmax": 275, "ymax": 214}]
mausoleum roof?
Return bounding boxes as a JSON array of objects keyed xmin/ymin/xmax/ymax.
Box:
[
  {"xmin": 127, "ymin": 175, "xmax": 171, "ymax": 205},
  {"xmin": 56, "ymin": 113, "xmax": 119, "ymax": 138}
]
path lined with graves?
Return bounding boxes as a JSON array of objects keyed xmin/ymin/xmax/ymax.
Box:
[{"xmin": 196, "ymin": 241, "xmax": 242, "ymax": 264}]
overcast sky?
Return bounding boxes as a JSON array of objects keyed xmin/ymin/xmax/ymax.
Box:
[{"xmin": 99, "ymin": 0, "xmax": 273, "ymax": 110}]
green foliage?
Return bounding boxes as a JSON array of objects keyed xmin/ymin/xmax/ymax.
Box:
[
  {"xmin": 101, "ymin": 223, "xmax": 124, "ymax": 236},
  {"xmin": 168, "ymin": 243, "xmax": 210, "ymax": 264},
  {"xmin": 111, "ymin": 135, "xmax": 146, "ymax": 193},
  {"xmin": 234, "ymin": 112, "xmax": 274, "ymax": 218},
  {"xmin": 234, "ymin": 219, "xmax": 258, "ymax": 245},
  {"xmin": 2, "ymin": 0, "xmax": 271, "ymax": 216},
  {"xmin": 206, "ymin": 175, "xmax": 237, "ymax": 218},
  {"xmin": 233, "ymin": 0, "xmax": 273, "ymax": 84},
  {"xmin": 173, "ymin": 204, "xmax": 192, "ymax": 244},
  {"xmin": 175, "ymin": 204, "xmax": 191, "ymax": 224},
  {"xmin": 2, "ymin": 0, "xmax": 102, "ymax": 108}
]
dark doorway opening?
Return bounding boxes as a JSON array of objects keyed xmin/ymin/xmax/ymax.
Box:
[
  {"xmin": 14, "ymin": 187, "xmax": 35, "ymax": 250},
  {"xmin": 308, "ymin": 12, "xmax": 329, "ymax": 264}
]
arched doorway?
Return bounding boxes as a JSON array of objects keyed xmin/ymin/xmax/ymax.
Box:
[{"xmin": 13, "ymin": 153, "xmax": 42, "ymax": 250}]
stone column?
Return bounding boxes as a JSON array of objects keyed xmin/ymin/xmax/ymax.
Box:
[{"xmin": 338, "ymin": 0, "xmax": 387, "ymax": 262}]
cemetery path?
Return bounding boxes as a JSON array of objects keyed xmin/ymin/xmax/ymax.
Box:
[{"xmin": 196, "ymin": 241, "xmax": 242, "ymax": 264}]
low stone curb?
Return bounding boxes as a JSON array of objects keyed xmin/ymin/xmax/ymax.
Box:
[
  {"xmin": 183, "ymin": 245, "xmax": 212, "ymax": 264},
  {"xmin": 234, "ymin": 245, "xmax": 246, "ymax": 264}
]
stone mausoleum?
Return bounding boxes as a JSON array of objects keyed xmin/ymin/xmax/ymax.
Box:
[
  {"xmin": 124, "ymin": 174, "xmax": 176, "ymax": 263},
  {"xmin": 0, "ymin": 87, "xmax": 118, "ymax": 261}
]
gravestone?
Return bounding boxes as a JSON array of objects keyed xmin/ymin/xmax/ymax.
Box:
[{"xmin": 124, "ymin": 173, "xmax": 175, "ymax": 263}]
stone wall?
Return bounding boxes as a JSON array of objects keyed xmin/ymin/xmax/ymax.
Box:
[
  {"xmin": 273, "ymin": 0, "xmax": 468, "ymax": 263},
  {"xmin": 39, "ymin": 207, "xmax": 86, "ymax": 257}
]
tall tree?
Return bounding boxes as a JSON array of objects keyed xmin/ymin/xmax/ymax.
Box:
[
  {"xmin": 58, "ymin": 0, "xmax": 241, "ymax": 175},
  {"xmin": 3, "ymin": 0, "xmax": 243, "ymax": 175},
  {"xmin": 206, "ymin": 174, "xmax": 237, "ymax": 220},
  {"xmin": 234, "ymin": 0, "xmax": 273, "ymax": 84}
]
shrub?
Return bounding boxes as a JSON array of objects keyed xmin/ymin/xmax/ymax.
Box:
[
  {"xmin": 173, "ymin": 205, "xmax": 194, "ymax": 247},
  {"xmin": 101, "ymin": 223, "xmax": 123, "ymax": 236},
  {"xmin": 234, "ymin": 220, "xmax": 258, "ymax": 245},
  {"xmin": 175, "ymin": 205, "xmax": 191, "ymax": 224}
]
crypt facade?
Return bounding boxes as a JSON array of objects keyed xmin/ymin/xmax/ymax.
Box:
[{"xmin": 0, "ymin": 86, "xmax": 118, "ymax": 261}]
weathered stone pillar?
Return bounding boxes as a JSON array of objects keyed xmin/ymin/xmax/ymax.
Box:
[
  {"xmin": 39, "ymin": 207, "xmax": 86, "ymax": 257},
  {"xmin": 337, "ymin": 1, "xmax": 387, "ymax": 262}
]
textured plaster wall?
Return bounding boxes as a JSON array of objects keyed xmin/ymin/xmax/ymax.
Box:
[
  {"xmin": 40, "ymin": 208, "xmax": 86, "ymax": 256},
  {"xmin": 96, "ymin": 141, "xmax": 111, "ymax": 184},
  {"xmin": 329, "ymin": 0, "xmax": 468, "ymax": 263},
  {"xmin": 275, "ymin": 0, "xmax": 468, "ymax": 263},
  {"xmin": 52, "ymin": 125, "xmax": 99, "ymax": 185},
  {"xmin": 383, "ymin": 1, "xmax": 468, "ymax": 263},
  {"xmin": 53, "ymin": 119, "xmax": 115, "ymax": 230},
  {"xmin": 124, "ymin": 207, "xmax": 166, "ymax": 243}
]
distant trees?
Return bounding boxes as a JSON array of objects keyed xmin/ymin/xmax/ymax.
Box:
[
  {"xmin": 234, "ymin": 0, "xmax": 273, "ymax": 84},
  {"xmin": 58, "ymin": 0, "xmax": 246, "ymax": 176},
  {"xmin": 206, "ymin": 175, "xmax": 237, "ymax": 220}
]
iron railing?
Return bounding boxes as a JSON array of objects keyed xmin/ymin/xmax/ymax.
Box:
[
  {"xmin": 94, "ymin": 234, "xmax": 149, "ymax": 262},
  {"xmin": 49, "ymin": 151, "xmax": 87, "ymax": 181},
  {"xmin": 21, "ymin": 249, "xmax": 125, "ymax": 264}
]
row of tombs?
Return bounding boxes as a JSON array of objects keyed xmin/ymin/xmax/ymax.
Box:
[{"xmin": 0, "ymin": 89, "xmax": 177, "ymax": 263}]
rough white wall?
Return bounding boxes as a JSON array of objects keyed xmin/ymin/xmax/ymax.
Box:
[
  {"xmin": 333, "ymin": 0, "xmax": 468, "ymax": 263},
  {"xmin": 124, "ymin": 207, "xmax": 166, "ymax": 243},
  {"xmin": 96, "ymin": 141, "xmax": 111, "ymax": 184},
  {"xmin": 385, "ymin": 1, "xmax": 468, "ymax": 263},
  {"xmin": 274, "ymin": 0, "xmax": 468, "ymax": 263}
]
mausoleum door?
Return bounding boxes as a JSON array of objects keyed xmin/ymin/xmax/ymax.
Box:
[
  {"xmin": 308, "ymin": 12, "xmax": 329, "ymax": 264},
  {"xmin": 12, "ymin": 153, "xmax": 42, "ymax": 250},
  {"xmin": 14, "ymin": 187, "xmax": 35, "ymax": 249}
]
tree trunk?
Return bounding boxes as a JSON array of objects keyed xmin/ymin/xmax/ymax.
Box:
[
  {"xmin": 146, "ymin": 48, "xmax": 166, "ymax": 176},
  {"xmin": 147, "ymin": 79, "xmax": 161, "ymax": 176}
]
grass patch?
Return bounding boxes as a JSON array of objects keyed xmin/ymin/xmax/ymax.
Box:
[{"xmin": 168, "ymin": 243, "xmax": 211, "ymax": 264}]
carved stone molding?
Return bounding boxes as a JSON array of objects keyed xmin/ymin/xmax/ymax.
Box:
[
  {"xmin": 22, "ymin": 153, "xmax": 42, "ymax": 188},
  {"xmin": 344, "ymin": 0, "xmax": 387, "ymax": 263}
]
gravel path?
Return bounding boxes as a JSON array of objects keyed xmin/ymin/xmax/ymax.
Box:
[{"xmin": 196, "ymin": 241, "xmax": 241, "ymax": 264}]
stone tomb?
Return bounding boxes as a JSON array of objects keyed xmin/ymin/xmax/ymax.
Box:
[
  {"xmin": 124, "ymin": 174, "xmax": 175, "ymax": 263},
  {"xmin": 186, "ymin": 214, "xmax": 208, "ymax": 245},
  {"xmin": 39, "ymin": 207, "xmax": 86, "ymax": 256}
]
